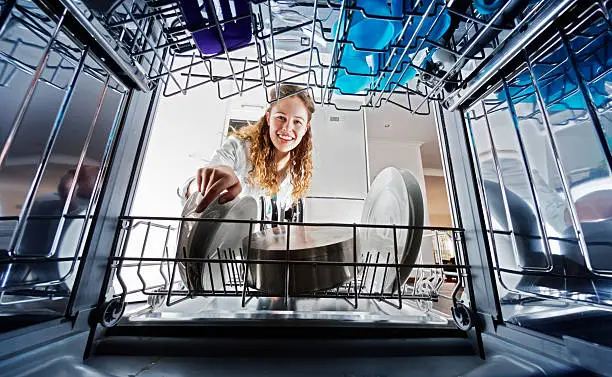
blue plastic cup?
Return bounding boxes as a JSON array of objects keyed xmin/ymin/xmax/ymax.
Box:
[
  {"xmin": 335, "ymin": 70, "xmax": 372, "ymax": 94},
  {"xmin": 396, "ymin": 0, "xmax": 451, "ymax": 52},
  {"xmin": 335, "ymin": 44, "xmax": 374, "ymax": 94},
  {"xmin": 472, "ymin": 0, "xmax": 504, "ymax": 15}
]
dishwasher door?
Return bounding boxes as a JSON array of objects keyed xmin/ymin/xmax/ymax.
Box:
[
  {"xmin": 0, "ymin": 0, "xmax": 162, "ymax": 361},
  {"xmin": 436, "ymin": 1, "xmax": 612, "ymax": 375},
  {"xmin": 0, "ymin": 0, "xmax": 134, "ymax": 329}
]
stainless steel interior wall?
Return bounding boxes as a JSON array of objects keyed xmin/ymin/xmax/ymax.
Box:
[
  {"xmin": 0, "ymin": 0, "xmax": 128, "ymax": 321},
  {"xmin": 464, "ymin": 3, "xmax": 612, "ymax": 311}
]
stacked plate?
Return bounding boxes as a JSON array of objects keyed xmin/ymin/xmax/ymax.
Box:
[
  {"xmin": 358, "ymin": 167, "xmax": 424, "ymax": 294},
  {"xmin": 175, "ymin": 193, "xmax": 257, "ymax": 293}
]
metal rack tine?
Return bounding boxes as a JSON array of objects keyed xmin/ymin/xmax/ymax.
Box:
[
  {"xmin": 0, "ymin": 8, "xmax": 68, "ymax": 172},
  {"xmin": 204, "ymin": 0, "xmax": 242, "ymax": 93},
  {"xmin": 159, "ymin": 226, "xmax": 172, "ymax": 289},
  {"xmin": 135, "ymin": 222, "xmax": 152, "ymax": 293},
  {"xmin": 358, "ymin": 252, "xmax": 371, "ymax": 295},
  {"xmin": 322, "ymin": 0, "xmax": 347, "ymax": 105},
  {"xmin": 216, "ymin": 247, "xmax": 227, "ymax": 295},
  {"xmin": 228, "ymin": 249, "xmax": 239, "ymax": 293},
  {"xmin": 369, "ymin": 252, "xmax": 380, "ymax": 295}
]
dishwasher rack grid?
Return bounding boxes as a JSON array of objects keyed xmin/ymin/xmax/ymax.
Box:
[
  {"xmin": 50, "ymin": 0, "xmax": 566, "ymax": 113},
  {"xmin": 102, "ymin": 216, "xmax": 473, "ymax": 325}
]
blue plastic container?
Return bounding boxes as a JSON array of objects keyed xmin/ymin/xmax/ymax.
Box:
[
  {"xmin": 396, "ymin": 0, "xmax": 451, "ymax": 52},
  {"xmin": 334, "ymin": 45, "xmax": 374, "ymax": 94},
  {"xmin": 331, "ymin": 0, "xmax": 396, "ymax": 50},
  {"xmin": 472, "ymin": 0, "xmax": 504, "ymax": 16}
]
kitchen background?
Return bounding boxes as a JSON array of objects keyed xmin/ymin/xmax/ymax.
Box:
[{"xmin": 128, "ymin": 84, "xmax": 453, "ymax": 265}]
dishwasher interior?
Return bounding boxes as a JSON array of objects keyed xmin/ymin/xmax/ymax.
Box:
[
  {"xmin": 1, "ymin": 0, "xmax": 479, "ymax": 329},
  {"xmin": 0, "ymin": 0, "xmax": 611, "ymax": 376}
]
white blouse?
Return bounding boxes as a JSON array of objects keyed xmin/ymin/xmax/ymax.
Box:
[{"xmin": 177, "ymin": 136, "xmax": 297, "ymax": 223}]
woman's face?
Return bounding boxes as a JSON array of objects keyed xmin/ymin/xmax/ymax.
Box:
[{"xmin": 266, "ymin": 95, "xmax": 310, "ymax": 154}]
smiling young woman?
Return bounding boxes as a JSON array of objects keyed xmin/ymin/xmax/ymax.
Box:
[{"xmin": 178, "ymin": 84, "xmax": 315, "ymax": 221}]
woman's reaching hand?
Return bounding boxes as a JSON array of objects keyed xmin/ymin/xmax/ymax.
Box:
[{"xmin": 194, "ymin": 165, "xmax": 242, "ymax": 212}]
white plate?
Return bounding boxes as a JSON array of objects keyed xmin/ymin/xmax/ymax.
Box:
[
  {"xmin": 358, "ymin": 167, "xmax": 424, "ymax": 293},
  {"xmin": 176, "ymin": 193, "xmax": 257, "ymax": 292}
]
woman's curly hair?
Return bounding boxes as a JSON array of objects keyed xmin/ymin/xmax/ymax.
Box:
[{"xmin": 231, "ymin": 84, "xmax": 315, "ymax": 200}]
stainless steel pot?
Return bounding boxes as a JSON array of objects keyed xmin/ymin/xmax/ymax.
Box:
[{"xmin": 243, "ymin": 225, "xmax": 354, "ymax": 296}]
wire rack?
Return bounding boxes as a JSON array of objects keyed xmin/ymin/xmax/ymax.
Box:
[
  {"xmin": 462, "ymin": 0, "xmax": 612, "ymax": 308},
  {"xmin": 0, "ymin": 1, "xmax": 125, "ymax": 91},
  {"xmin": 100, "ymin": 216, "xmax": 472, "ymax": 325},
  {"xmin": 70, "ymin": 0, "xmax": 554, "ymax": 113},
  {"xmin": 0, "ymin": 1, "xmax": 129, "ymax": 307},
  {"xmin": 0, "ymin": 214, "xmax": 90, "ymax": 302}
]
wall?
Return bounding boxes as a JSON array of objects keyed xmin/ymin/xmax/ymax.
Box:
[
  {"xmin": 367, "ymin": 138, "xmax": 430, "ymax": 221},
  {"xmin": 423, "ymin": 173, "xmax": 453, "ymax": 228},
  {"xmin": 130, "ymin": 85, "xmax": 233, "ymax": 217},
  {"xmin": 368, "ymin": 139, "xmax": 424, "ymax": 179}
]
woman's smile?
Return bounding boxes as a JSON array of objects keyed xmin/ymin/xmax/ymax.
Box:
[{"xmin": 276, "ymin": 131, "xmax": 296, "ymax": 142}]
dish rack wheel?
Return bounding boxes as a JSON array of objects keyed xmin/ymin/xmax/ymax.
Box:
[{"xmin": 98, "ymin": 297, "xmax": 126, "ymax": 328}]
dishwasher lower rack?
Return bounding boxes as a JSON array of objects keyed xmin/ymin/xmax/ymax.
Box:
[{"xmin": 99, "ymin": 216, "xmax": 474, "ymax": 328}]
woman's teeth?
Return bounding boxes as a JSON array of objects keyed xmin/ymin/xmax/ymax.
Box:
[{"xmin": 277, "ymin": 133, "xmax": 294, "ymax": 141}]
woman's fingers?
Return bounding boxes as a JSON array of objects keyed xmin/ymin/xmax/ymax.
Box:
[
  {"xmin": 198, "ymin": 168, "xmax": 213, "ymax": 193},
  {"xmin": 196, "ymin": 176, "xmax": 231, "ymax": 212},
  {"xmin": 196, "ymin": 168, "xmax": 203, "ymax": 193},
  {"xmin": 192, "ymin": 165, "xmax": 241, "ymax": 213},
  {"xmin": 218, "ymin": 181, "xmax": 241, "ymax": 204},
  {"xmin": 204, "ymin": 168, "xmax": 218, "ymax": 197}
]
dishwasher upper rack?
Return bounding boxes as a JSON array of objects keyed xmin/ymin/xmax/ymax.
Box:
[
  {"xmin": 0, "ymin": 0, "xmax": 125, "ymax": 92},
  {"xmin": 55, "ymin": 0, "xmax": 552, "ymax": 113},
  {"xmin": 98, "ymin": 216, "xmax": 474, "ymax": 328}
]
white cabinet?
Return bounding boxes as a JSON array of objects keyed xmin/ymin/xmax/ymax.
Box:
[
  {"xmin": 309, "ymin": 106, "xmax": 368, "ymax": 199},
  {"xmin": 305, "ymin": 104, "xmax": 368, "ymax": 223}
]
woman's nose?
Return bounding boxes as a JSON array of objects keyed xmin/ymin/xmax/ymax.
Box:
[{"xmin": 282, "ymin": 120, "xmax": 295, "ymax": 131}]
